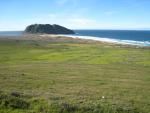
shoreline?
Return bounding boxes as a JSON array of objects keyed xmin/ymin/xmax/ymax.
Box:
[
  {"xmin": 57, "ymin": 35, "xmax": 150, "ymax": 47},
  {"xmin": 0, "ymin": 34, "xmax": 150, "ymax": 48},
  {"xmin": 0, "ymin": 30, "xmax": 150, "ymax": 47}
]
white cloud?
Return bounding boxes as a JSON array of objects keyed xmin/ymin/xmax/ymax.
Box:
[
  {"xmin": 57, "ymin": 0, "xmax": 69, "ymax": 5},
  {"xmin": 56, "ymin": 0, "xmax": 78, "ymax": 6},
  {"xmin": 1, "ymin": 11, "xmax": 150, "ymax": 31},
  {"xmin": 63, "ymin": 18, "xmax": 93, "ymax": 29},
  {"xmin": 104, "ymin": 11, "xmax": 116, "ymax": 16},
  {"xmin": 68, "ymin": 18, "xmax": 94, "ymax": 26},
  {"xmin": 48, "ymin": 14, "xmax": 57, "ymax": 18},
  {"xmin": 0, "ymin": 21, "xmax": 29, "ymax": 31}
]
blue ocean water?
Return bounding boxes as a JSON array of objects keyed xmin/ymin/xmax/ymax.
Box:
[
  {"xmin": 0, "ymin": 30, "xmax": 150, "ymax": 46},
  {"xmin": 74, "ymin": 30, "xmax": 150, "ymax": 42},
  {"xmin": 72, "ymin": 30, "xmax": 150, "ymax": 46},
  {"xmin": 0, "ymin": 31, "xmax": 23, "ymax": 36}
]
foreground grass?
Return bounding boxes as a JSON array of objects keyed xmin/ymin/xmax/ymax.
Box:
[{"xmin": 0, "ymin": 36, "xmax": 150, "ymax": 113}]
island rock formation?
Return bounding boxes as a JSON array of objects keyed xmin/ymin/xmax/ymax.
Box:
[{"xmin": 25, "ymin": 24, "xmax": 75, "ymax": 34}]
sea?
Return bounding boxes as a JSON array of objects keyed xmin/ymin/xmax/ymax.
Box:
[
  {"xmin": 0, "ymin": 30, "xmax": 150, "ymax": 46},
  {"xmin": 0, "ymin": 31, "xmax": 23, "ymax": 36}
]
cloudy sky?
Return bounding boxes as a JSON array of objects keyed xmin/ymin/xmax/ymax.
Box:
[{"xmin": 0, "ymin": 0, "xmax": 150, "ymax": 31}]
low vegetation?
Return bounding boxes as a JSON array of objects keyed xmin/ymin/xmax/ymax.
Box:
[{"xmin": 0, "ymin": 36, "xmax": 150, "ymax": 113}]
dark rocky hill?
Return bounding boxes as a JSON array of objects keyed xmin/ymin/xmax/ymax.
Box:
[{"xmin": 25, "ymin": 24, "xmax": 75, "ymax": 34}]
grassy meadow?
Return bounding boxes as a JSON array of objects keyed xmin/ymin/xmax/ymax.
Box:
[{"xmin": 0, "ymin": 35, "xmax": 150, "ymax": 113}]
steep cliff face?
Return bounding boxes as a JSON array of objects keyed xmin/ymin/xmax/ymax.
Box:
[{"xmin": 25, "ymin": 24, "xmax": 75, "ymax": 34}]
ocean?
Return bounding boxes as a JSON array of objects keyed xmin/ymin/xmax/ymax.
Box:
[
  {"xmin": 72, "ymin": 30, "xmax": 150, "ymax": 46},
  {"xmin": 0, "ymin": 30, "xmax": 150, "ymax": 46},
  {"xmin": 0, "ymin": 31, "xmax": 23, "ymax": 36}
]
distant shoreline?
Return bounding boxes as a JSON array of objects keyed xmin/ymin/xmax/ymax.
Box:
[
  {"xmin": 0, "ymin": 30, "xmax": 150, "ymax": 47},
  {"xmin": 0, "ymin": 34, "xmax": 149, "ymax": 49},
  {"xmin": 58, "ymin": 35, "xmax": 150, "ymax": 47}
]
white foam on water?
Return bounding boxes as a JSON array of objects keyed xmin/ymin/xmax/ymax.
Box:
[{"xmin": 59, "ymin": 35, "xmax": 150, "ymax": 47}]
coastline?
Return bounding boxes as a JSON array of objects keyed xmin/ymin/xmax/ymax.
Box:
[
  {"xmin": 0, "ymin": 30, "xmax": 150, "ymax": 47},
  {"xmin": 39, "ymin": 34, "xmax": 150, "ymax": 49},
  {"xmin": 0, "ymin": 34, "xmax": 150, "ymax": 48},
  {"xmin": 58, "ymin": 35, "xmax": 150, "ymax": 47}
]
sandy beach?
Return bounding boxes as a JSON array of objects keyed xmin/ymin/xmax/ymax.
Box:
[{"xmin": 0, "ymin": 34, "xmax": 150, "ymax": 49}]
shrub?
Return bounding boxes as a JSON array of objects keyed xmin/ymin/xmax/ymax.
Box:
[{"xmin": 0, "ymin": 92, "xmax": 30, "ymax": 109}]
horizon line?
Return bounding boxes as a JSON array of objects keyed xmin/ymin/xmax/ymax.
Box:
[{"xmin": 0, "ymin": 28, "xmax": 150, "ymax": 32}]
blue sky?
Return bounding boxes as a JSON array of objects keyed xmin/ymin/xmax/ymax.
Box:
[{"xmin": 0, "ymin": 0, "xmax": 150, "ymax": 30}]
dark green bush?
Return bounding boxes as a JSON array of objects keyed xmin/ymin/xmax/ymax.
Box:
[
  {"xmin": 60, "ymin": 103, "xmax": 78, "ymax": 113},
  {"xmin": 0, "ymin": 92, "xmax": 30, "ymax": 109}
]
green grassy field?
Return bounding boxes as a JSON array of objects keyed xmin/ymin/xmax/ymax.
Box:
[{"xmin": 0, "ymin": 36, "xmax": 150, "ymax": 113}]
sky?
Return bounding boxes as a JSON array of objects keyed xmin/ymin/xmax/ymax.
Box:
[{"xmin": 0, "ymin": 0, "xmax": 150, "ymax": 31}]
